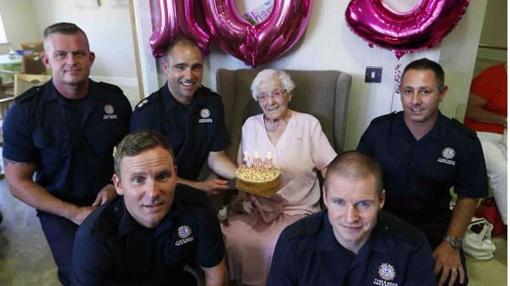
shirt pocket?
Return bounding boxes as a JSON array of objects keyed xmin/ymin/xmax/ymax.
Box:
[
  {"xmin": 33, "ymin": 128, "xmax": 71, "ymax": 173},
  {"xmin": 84, "ymin": 119, "xmax": 120, "ymax": 157}
]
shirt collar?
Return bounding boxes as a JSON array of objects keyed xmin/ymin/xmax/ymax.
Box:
[
  {"xmin": 162, "ymin": 84, "xmax": 207, "ymax": 112},
  {"xmin": 40, "ymin": 79, "xmax": 59, "ymax": 102},
  {"xmin": 315, "ymin": 211, "xmax": 390, "ymax": 255},
  {"xmin": 429, "ymin": 112, "xmax": 448, "ymax": 141},
  {"xmin": 42, "ymin": 79, "xmax": 109, "ymax": 103},
  {"xmin": 390, "ymin": 110, "xmax": 447, "ymax": 141},
  {"xmin": 315, "ymin": 211, "xmax": 345, "ymax": 252},
  {"xmin": 118, "ymin": 198, "xmax": 185, "ymax": 238}
]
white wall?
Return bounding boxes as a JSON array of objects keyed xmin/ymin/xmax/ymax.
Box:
[
  {"xmin": 205, "ymin": 0, "xmax": 487, "ymax": 149},
  {"xmin": 0, "ymin": 0, "xmax": 39, "ymax": 54},
  {"xmin": 31, "ymin": 0, "xmax": 137, "ymax": 79}
]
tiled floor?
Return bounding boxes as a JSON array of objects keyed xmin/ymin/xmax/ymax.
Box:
[{"xmin": 0, "ymin": 179, "xmax": 506, "ymax": 285}]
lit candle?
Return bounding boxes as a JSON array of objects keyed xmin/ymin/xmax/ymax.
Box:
[
  {"xmin": 243, "ymin": 151, "xmax": 250, "ymax": 166},
  {"xmin": 254, "ymin": 151, "xmax": 262, "ymax": 167},
  {"xmin": 264, "ymin": 152, "xmax": 273, "ymax": 167}
]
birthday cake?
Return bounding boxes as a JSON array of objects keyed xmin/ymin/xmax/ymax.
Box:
[{"xmin": 235, "ymin": 152, "xmax": 281, "ymax": 197}]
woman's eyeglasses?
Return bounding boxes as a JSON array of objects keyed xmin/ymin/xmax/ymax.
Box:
[{"xmin": 257, "ymin": 89, "xmax": 286, "ymax": 102}]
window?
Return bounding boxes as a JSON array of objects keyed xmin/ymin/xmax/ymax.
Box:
[{"xmin": 0, "ymin": 13, "xmax": 7, "ymax": 44}]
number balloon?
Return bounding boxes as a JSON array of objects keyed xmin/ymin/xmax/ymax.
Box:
[
  {"xmin": 150, "ymin": 0, "xmax": 211, "ymax": 57},
  {"xmin": 345, "ymin": 0, "xmax": 470, "ymax": 58},
  {"xmin": 201, "ymin": 0, "xmax": 313, "ymax": 66}
]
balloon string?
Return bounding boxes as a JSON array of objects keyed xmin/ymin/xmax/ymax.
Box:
[{"xmin": 391, "ymin": 63, "xmax": 402, "ymax": 112}]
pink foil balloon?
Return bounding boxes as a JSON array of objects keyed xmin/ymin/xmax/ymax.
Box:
[
  {"xmin": 202, "ymin": 0, "xmax": 313, "ymax": 67},
  {"xmin": 345, "ymin": 0, "xmax": 470, "ymax": 58},
  {"xmin": 150, "ymin": 0, "xmax": 211, "ymax": 57}
]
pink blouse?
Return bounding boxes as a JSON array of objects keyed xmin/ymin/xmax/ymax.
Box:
[{"xmin": 240, "ymin": 111, "xmax": 337, "ymax": 222}]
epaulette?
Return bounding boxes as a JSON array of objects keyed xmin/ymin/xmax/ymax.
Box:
[
  {"xmin": 282, "ymin": 212, "xmax": 322, "ymax": 241},
  {"xmin": 98, "ymin": 81, "xmax": 123, "ymax": 93},
  {"xmin": 449, "ymin": 118, "xmax": 477, "ymax": 138},
  {"xmin": 371, "ymin": 111, "xmax": 397, "ymax": 124},
  {"xmin": 134, "ymin": 95, "xmax": 158, "ymax": 110},
  {"xmin": 91, "ymin": 200, "xmax": 121, "ymax": 240},
  {"xmin": 15, "ymin": 85, "xmax": 43, "ymax": 103}
]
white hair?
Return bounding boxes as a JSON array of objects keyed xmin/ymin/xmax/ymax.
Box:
[{"xmin": 250, "ymin": 69, "xmax": 295, "ymax": 101}]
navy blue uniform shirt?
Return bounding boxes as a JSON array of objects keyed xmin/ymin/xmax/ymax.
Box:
[
  {"xmin": 267, "ymin": 211, "xmax": 437, "ymax": 286},
  {"xmin": 2, "ymin": 80, "xmax": 132, "ymax": 206},
  {"xmin": 357, "ymin": 112, "xmax": 488, "ymax": 246},
  {"xmin": 71, "ymin": 197, "xmax": 225, "ymax": 285},
  {"xmin": 130, "ymin": 85, "xmax": 229, "ymax": 181}
]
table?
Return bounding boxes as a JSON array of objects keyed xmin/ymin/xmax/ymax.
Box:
[
  {"xmin": 0, "ymin": 54, "xmax": 22, "ymax": 84},
  {"xmin": 0, "ymin": 54, "xmax": 22, "ymax": 65}
]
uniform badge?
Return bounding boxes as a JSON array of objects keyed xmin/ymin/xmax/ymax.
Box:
[
  {"xmin": 198, "ymin": 108, "xmax": 213, "ymax": 123},
  {"xmin": 175, "ymin": 225, "xmax": 194, "ymax": 246},
  {"xmin": 177, "ymin": 225, "xmax": 192, "ymax": 239},
  {"xmin": 104, "ymin": 104, "xmax": 114, "ymax": 114},
  {"xmin": 200, "ymin": 108, "xmax": 211, "ymax": 118},
  {"xmin": 102, "ymin": 104, "xmax": 118, "ymax": 119},
  {"xmin": 378, "ymin": 263, "xmax": 396, "ymax": 281},
  {"xmin": 442, "ymin": 147, "xmax": 455, "ymax": 159},
  {"xmin": 437, "ymin": 147, "xmax": 456, "ymax": 166}
]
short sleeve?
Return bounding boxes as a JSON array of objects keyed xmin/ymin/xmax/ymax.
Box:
[
  {"xmin": 309, "ymin": 116, "xmax": 337, "ymax": 170},
  {"xmin": 194, "ymin": 208, "xmax": 225, "ymax": 267},
  {"xmin": 454, "ymin": 136, "xmax": 489, "ymax": 198},
  {"xmin": 72, "ymin": 227, "xmax": 113, "ymax": 285},
  {"xmin": 357, "ymin": 124, "xmax": 374, "ymax": 156},
  {"xmin": 2, "ymin": 103, "xmax": 36, "ymax": 162},
  {"xmin": 210, "ymin": 96, "xmax": 229, "ymax": 152}
]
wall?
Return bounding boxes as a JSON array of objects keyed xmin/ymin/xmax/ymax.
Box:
[
  {"xmin": 0, "ymin": 0, "xmax": 39, "ymax": 54},
  {"xmin": 474, "ymin": 0, "xmax": 507, "ymax": 76},
  {"xmin": 204, "ymin": 0, "xmax": 487, "ymax": 149},
  {"xmin": 480, "ymin": 0, "xmax": 507, "ymax": 48},
  {"xmin": 31, "ymin": 0, "xmax": 137, "ymax": 79}
]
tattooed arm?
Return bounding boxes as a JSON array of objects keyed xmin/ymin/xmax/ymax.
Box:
[{"xmin": 4, "ymin": 159, "xmax": 95, "ymax": 225}]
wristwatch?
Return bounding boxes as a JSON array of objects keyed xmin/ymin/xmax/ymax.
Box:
[{"xmin": 443, "ymin": 234, "xmax": 462, "ymax": 249}]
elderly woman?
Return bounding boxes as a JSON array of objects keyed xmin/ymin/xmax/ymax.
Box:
[{"xmin": 221, "ymin": 69, "xmax": 337, "ymax": 286}]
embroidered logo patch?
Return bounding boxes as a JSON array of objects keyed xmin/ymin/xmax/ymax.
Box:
[
  {"xmin": 373, "ymin": 263, "xmax": 398, "ymax": 285},
  {"xmin": 437, "ymin": 147, "xmax": 456, "ymax": 166},
  {"xmin": 200, "ymin": 108, "xmax": 211, "ymax": 118},
  {"xmin": 442, "ymin": 147, "xmax": 455, "ymax": 159},
  {"xmin": 198, "ymin": 108, "xmax": 213, "ymax": 123},
  {"xmin": 178, "ymin": 225, "xmax": 192, "ymax": 239},
  {"xmin": 104, "ymin": 104, "xmax": 114, "ymax": 114},
  {"xmin": 378, "ymin": 263, "xmax": 396, "ymax": 281},
  {"xmin": 175, "ymin": 225, "xmax": 194, "ymax": 246},
  {"xmin": 102, "ymin": 104, "xmax": 118, "ymax": 119}
]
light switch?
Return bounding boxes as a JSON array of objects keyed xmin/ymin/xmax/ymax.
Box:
[{"xmin": 365, "ymin": 67, "xmax": 383, "ymax": 83}]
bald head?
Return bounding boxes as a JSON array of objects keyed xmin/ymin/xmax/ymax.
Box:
[
  {"xmin": 325, "ymin": 151, "xmax": 383, "ymax": 195},
  {"xmin": 165, "ymin": 37, "xmax": 202, "ymax": 60}
]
